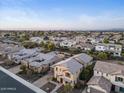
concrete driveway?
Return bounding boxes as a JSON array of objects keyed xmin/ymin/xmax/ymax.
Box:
[
  {"xmin": 33, "ymin": 73, "xmax": 52, "ymax": 88},
  {"xmin": 8, "ymin": 65, "xmax": 21, "ymax": 74}
]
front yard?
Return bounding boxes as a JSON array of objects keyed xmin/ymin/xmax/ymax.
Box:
[
  {"xmin": 0, "ymin": 60, "xmax": 19, "ymax": 69},
  {"xmin": 56, "ymin": 85, "xmax": 84, "ymax": 93},
  {"xmin": 16, "ymin": 71, "xmax": 47, "ymax": 83},
  {"xmin": 40, "ymin": 82, "xmax": 56, "ymax": 93}
]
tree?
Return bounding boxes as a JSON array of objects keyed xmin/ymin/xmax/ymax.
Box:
[
  {"xmin": 47, "ymin": 42, "xmax": 55, "ymax": 51},
  {"xmin": 4, "ymin": 59, "xmax": 13, "ymax": 66},
  {"xmin": 42, "ymin": 41, "xmax": 55, "ymax": 51},
  {"xmin": 97, "ymin": 52, "xmax": 108, "ymax": 60},
  {"xmin": 19, "ymin": 33, "xmax": 29, "ymax": 42},
  {"xmin": 87, "ymin": 50, "xmax": 94, "ymax": 56},
  {"xmin": 122, "ymin": 52, "xmax": 124, "ymax": 57},
  {"xmin": 27, "ymin": 69, "xmax": 33, "ymax": 78},
  {"xmin": 40, "ymin": 41, "xmax": 45, "ymax": 47},
  {"xmin": 79, "ymin": 64, "xmax": 94, "ymax": 82},
  {"xmin": 103, "ymin": 38, "xmax": 109, "ymax": 44},
  {"xmin": 20, "ymin": 65, "xmax": 27, "ymax": 74},
  {"xmin": 63, "ymin": 84, "xmax": 72, "ymax": 93},
  {"xmin": 22, "ymin": 41, "xmax": 38, "ymax": 48}
]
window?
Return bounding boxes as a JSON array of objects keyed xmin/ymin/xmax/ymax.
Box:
[
  {"xmin": 56, "ymin": 67, "xmax": 58, "ymax": 71},
  {"xmin": 65, "ymin": 81, "xmax": 68, "ymax": 84},
  {"xmin": 115, "ymin": 77, "xmax": 123, "ymax": 82},
  {"xmin": 65, "ymin": 72, "xmax": 71, "ymax": 78}
]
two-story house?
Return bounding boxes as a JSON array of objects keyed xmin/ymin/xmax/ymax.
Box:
[
  {"xmin": 95, "ymin": 43, "xmax": 122, "ymax": 57},
  {"xmin": 52, "ymin": 53, "xmax": 93, "ymax": 86},
  {"xmin": 87, "ymin": 61, "xmax": 124, "ymax": 93},
  {"xmin": 52, "ymin": 58, "xmax": 83, "ymax": 86}
]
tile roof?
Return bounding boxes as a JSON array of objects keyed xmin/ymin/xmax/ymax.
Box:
[
  {"xmin": 28, "ymin": 51, "xmax": 61, "ymax": 67},
  {"xmin": 94, "ymin": 61, "xmax": 124, "ymax": 75},
  {"xmin": 87, "ymin": 76, "xmax": 112, "ymax": 93},
  {"xmin": 53, "ymin": 57, "xmax": 83, "ymax": 74},
  {"xmin": 73, "ymin": 53, "xmax": 93, "ymax": 64}
]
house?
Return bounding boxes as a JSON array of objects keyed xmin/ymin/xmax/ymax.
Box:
[
  {"xmin": 52, "ymin": 53, "xmax": 93, "ymax": 86},
  {"xmin": 0, "ymin": 43, "xmax": 23, "ymax": 60},
  {"xmin": 73, "ymin": 53, "xmax": 93, "ymax": 66},
  {"xmin": 30, "ymin": 37, "xmax": 43, "ymax": 44},
  {"xmin": 52, "ymin": 58, "xmax": 83, "ymax": 86},
  {"xmin": 11, "ymin": 48, "xmax": 40, "ymax": 64},
  {"xmin": 21, "ymin": 51, "xmax": 64, "ymax": 73},
  {"xmin": 60, "ymin": 40, "xmax": 76, "ymax": 48},
  {"xmin": 0, "ymin": 43, "xmax": 9, "ymax": 56},
  {"xmin": 87, "ymin": 61, "xmax": 124, "ymax": 93},
  {"xmin": 21, "ymin": 53, "xmax": 45, "ymax": 67},
  {"xmin": 87, "ymin": 76, "xmax": 112, "ymax": 93},
  {"xmin": 87, "ymin": 37, "xmax": 103, "ymax": 44},
  {"xmin": 76, "ymin": 43, "xmax": 94, "ymax": 51},
  {"xmin": 95, "ymin": 43, "xmax": 122, "ymax": 56}
]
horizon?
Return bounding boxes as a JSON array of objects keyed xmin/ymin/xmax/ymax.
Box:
[{"xmin": 0, "ymin": 0, "xmax": 124, "ymax": 30}]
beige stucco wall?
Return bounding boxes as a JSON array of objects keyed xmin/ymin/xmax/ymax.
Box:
[{"xmin": 54, "ymin": 65, "xmax": 81, "ymax": 86}]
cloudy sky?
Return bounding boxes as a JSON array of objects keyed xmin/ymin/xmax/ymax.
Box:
[{"xmin": 0, "ymin": 0, "xmax": 124, "ymax": 30}]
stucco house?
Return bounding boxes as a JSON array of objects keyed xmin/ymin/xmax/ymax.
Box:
[
  {"xmin": 87, "ymin": 61, "xmax": 124, "ymax": 93},
  {"xmin": 52, "ymin": 53, "xmax": 93, "ymax": 86},
  {"xmin": 0, "ymin": 43, "xmax": 23, "ymax": 60},
  {"xmin": 30, "ymin": 37, "xmax": 43, "ymax": 44},
  {"xmin": 11, "ymin": 48, "xmax": 40, "ymax": 64},
  {"xmin": 95, "ymin": 43, "xmax": 122, "ymax": 57},
  {"xmin": 60, "ymin": 40, "xmax": 76, "ymax": 48},
  {"xmin": 21, "ymin": 51, "xmax": 64, "ymax": 73}
]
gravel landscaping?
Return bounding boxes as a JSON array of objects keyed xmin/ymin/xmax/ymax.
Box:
[
  {"xmin": 41, "ymin": 82, "xmax": 56, "ymax": 93},
  {"xmin": 0, "ymin": 62, "xmax": 19, "ymax": 69},
  {"xmin": 16, "ymin": 72, "xmax": 47, "ymax": 83},
  {"xmin": 56, "ymin": 85, "xmax": 84, "ymax": 93}
]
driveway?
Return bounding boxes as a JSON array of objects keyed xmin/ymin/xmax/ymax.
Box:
[
  {"xmin": 33, "ymin": 73, "xmax": 52, "ymax": 88},
  {"xmin": 8, "ymin": 65, "xmax": 21, "ymax": 74}
]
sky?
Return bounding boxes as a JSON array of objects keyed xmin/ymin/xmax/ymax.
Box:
[{"xmin": 0, "ymin": 0, "xmax": 124, "ymax": 30}]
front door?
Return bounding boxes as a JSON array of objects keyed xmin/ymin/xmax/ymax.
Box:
[{"xmin": 111, "ymin": 85, "xmax": 115, "ymax": 91}]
